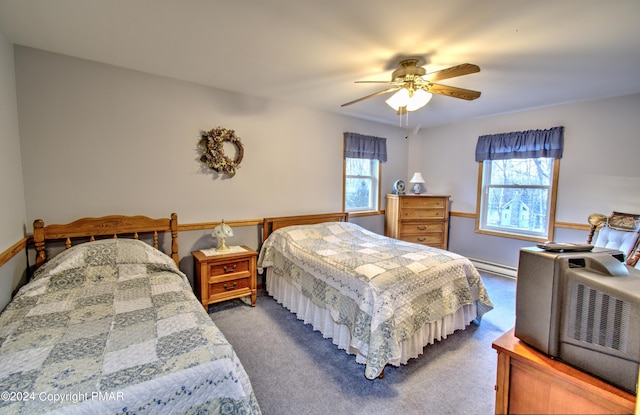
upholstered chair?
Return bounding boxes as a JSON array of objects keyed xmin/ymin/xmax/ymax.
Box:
[{"xmin": 587, "ymin": 212, "xmax": 640, "ymax": 265}]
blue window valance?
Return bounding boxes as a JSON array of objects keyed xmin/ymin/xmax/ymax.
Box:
[
  {"xmin": 344, "ymin": 132, "xmax": 387, "ymax": 162},
  {"xmin": 475, "ymin": 126, "xmax": 564, "ymax": 162}
]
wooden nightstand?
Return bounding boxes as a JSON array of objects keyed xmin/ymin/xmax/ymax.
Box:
[{"xmin": 192, "ymin": 246, "xmax": 258, "ymax": 310}]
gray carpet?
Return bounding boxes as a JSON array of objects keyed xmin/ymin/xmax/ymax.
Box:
[{"xmin": 209, "ymin": 273, "xmax": 516, "ymax": 415}]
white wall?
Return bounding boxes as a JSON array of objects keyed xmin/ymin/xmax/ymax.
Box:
[
  {"xmin": 411, "ymin": 94, "xmax": 640, "ymax": 267},
  {"xmin": 15, "ymin": 47, "xmax": 409, "ymax": 224},
  {"xmin": 0, "ymin": 27, "xmax": 27, "ymax": 309},
  {"xmin": 14, "ymin": 46, "xmax": 409, "ymax": 281}
]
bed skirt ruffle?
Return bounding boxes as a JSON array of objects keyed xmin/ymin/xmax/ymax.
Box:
[{"xmin": 265, "ymin": 268, "xmax": 477, "ymax": 369}]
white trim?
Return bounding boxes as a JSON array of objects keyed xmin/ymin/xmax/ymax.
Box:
[{"xmin": 469, "ymin": 258, "xmax": 517, "ymax": 279}]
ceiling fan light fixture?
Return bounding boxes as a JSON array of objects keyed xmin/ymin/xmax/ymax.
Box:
[
  {"xmin": 406, "ymin": 89, "xmax": 432, "ymax": 111},
  {"xmin": 385, "ymin": 87, "xmax": 432, "ymax": 112},
  {"xmin": 385, "ymin": 88, "xmax": 410, "ymax": 111},
  {"xmin": 341, "ymin": 61, "xmax": 480, "ymax": 111}
]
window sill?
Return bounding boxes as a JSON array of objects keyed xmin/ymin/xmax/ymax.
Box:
[
  {"xmin": 348, "ymin": 210, "xmax": 385, "ymax": 218},
  {"xmin": 475, "ymin": 228, "xmax": 550, "ymax": 243}
]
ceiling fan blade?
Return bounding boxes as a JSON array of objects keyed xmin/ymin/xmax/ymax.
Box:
[
  {"xmin": 354, "ymin": 80, "xmax": 394, "ymax": 84},
  {"xmin": 427, "ymin": 83, "xmax": 481, "ymax": 100},
  {"xmin": 340, "ymin": 87, "xmax": 400, "ymax": 107},
  {"xmin": 423, "ymin": 63, "xmax": 480, "ymax": 82}
]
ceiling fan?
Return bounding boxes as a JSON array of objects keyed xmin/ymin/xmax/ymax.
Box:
[{"xmin": 341, "ymin": 58, "xmax": 481, "ymax": 113}]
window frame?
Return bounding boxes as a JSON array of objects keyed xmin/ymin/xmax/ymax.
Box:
[
  {"xmin": 475, "ymin": 158, "xmax": 560, "ymax": 242},
  {"xmin": 342, "ymin": 157, "xmax": 382, "ymax": 215}
]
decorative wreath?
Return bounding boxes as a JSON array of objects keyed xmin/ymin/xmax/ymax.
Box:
[{"xmin": 199, "ymin": 127, "xmax": 244, "ymax": 177}]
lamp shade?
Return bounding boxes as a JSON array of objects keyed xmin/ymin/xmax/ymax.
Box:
[
  {"xmin": 385, "ymin": 88, "xmax": 410, "ymax": 111},
  {"xmin": 410, "ymin": 172, "xmax": 425, "ymax": 184},
  {"xmin": 385, "ymin": 88, "xmax": 432, "ymax": 112},
  {"xmin": 405, "ymin": 89, "xmax": 432, "ymax": 111},
  {"xmin": 212, "ymin": 220, "xmax": 233, "ymax": 251}
]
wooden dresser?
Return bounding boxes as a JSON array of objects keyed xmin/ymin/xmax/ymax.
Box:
[
  {"xmin": 492, "ymin": 329, "xmax": 636, "ymax": 415},
  {"xmin": 384, "ymin": 194, "xmax": 450, "ymax": 250}
]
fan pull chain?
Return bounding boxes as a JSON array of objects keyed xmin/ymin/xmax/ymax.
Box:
[{"xmin": 397, "ymin": 109, "xmax": 410, "ymax": 129}]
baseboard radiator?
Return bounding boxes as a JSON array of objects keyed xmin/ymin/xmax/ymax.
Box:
[{"xmin": 470, "ymin": 258, "xmax": 517, "ymax": 279}]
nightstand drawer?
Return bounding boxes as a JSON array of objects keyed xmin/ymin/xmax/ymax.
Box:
[
  {"xmin": 208, "ymin": 258, "xmax": 251, "ymax": 277},
  {"xmin": 209, "ymin": 276, "xmax": 251, "ymax": 296}
]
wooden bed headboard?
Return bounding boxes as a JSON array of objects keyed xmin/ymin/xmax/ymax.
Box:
[
  {"xmin": 33, "ymin": 213, "xmax": 179, "ymax": 268},
  {"xmin": 262, "ymin": 212, "xmax": 349, "ymax": 241}
]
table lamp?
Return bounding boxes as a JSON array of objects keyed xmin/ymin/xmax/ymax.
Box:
[
  {"xmin": 212, "ymin": 220, "xmax": 233, "ymax": 251},
  {"xmin": 410, "ymin": 172, "xmax": 425, "ymax": 194}
]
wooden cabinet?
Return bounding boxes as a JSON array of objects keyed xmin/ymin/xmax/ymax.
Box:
[
  {"xmin": 492, "ymin": 329, "xmax": 636, "ymax": 415},
  {"xmin": 192, "ymin": 246, "xmax": 258, "ymax": 310},
  {"xmin": 385, "ymin": 194, "xmax": 450, "ymax": 250}
]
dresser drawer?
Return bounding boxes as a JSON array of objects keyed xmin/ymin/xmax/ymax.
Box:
[
  {"xmin": 399, "ymin": 221, "xmax": 445, "ymax": 235},
  {"xmin": 401, "ymin": 208, "xmax": 445, "ymax": 220},
  {"xmin": 400, "ymin": 197, "xmax": 447, "ymax": 209},
  {"xmin": 400, "ymin": 234, "xmax": 445, "ymax": 246},
  {"xmin": 208, "ymin": 258, "xmax": 251, "ymax": 278}
]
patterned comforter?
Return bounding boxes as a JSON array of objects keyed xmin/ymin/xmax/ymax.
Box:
[
  {"xmin": 0, "ymin": 239, "xmax": 261, "ymax": 414},
  {"xmin": 257, "ymin": 222, "xmax": 493, "ymax": 379}
]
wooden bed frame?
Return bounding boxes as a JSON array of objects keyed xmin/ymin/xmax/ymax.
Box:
[
  {"xmin": 33, "ymin": 213, "xmax": 179, "ymax": 268},
  {"xmin": 262, "ymin": 212, "xmax": 349, "ymax": 242}
]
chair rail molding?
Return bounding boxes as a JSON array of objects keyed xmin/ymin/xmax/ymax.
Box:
[{"xmin": 0, "ymin": 215, "xmax": 592, "ymax": 268}]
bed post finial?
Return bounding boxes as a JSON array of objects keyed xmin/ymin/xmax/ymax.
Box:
[
  {"xmin": 170, "ymin": 213, "xmax": 179, "ymax": 266},
  {"xmin": 33, "ymin": 219, "xmax": 46, "ymax": 268}
]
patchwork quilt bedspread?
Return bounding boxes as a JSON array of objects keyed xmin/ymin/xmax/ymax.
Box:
[
  {"xmin": 0, "ymin": 239, "xmax": 261, "ymax": 414},
  {"xmin": 257, "ymin": 222, "xmax": 493, "ymax": 379}
]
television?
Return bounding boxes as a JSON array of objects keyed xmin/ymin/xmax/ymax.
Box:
[{"xmin": 514, "ymin": 246, "xmax": 640, "ymax": 394}]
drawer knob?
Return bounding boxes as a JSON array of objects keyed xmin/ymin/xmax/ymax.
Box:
[
  {"xmin": 417, "ymin": 237, "xmax": 427, "ymax": 242},
  {"xmin": 223, "ymin": 281, "xmax": 238, "ymax": 290},
  {"xmin": 417, "ymin": 225, "xmax": 428, "ymax": 230},
  {"xmin": 223, "ymin": 265, "xmax": 237, "ymax": 273}
]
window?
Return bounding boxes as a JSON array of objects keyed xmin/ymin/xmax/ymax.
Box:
[
  {"xmin": 475, "ymin": 127, "xmax": 564, "ymax": 241},
  {"xmin": 344, "ymin": 158, "xmax": 380, "ymax": 212},
  {"xmin": 477, "ymin": 158, "xmax": 560, "ymax": 240},
  {"xmin": 342, "ymin": 132, "xmax": 387, "ymax": 214}
]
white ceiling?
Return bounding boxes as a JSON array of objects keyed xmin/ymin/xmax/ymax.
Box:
[{"xmin": 1, "ymin": 0, "xmax": 640, "ymax": 128}]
